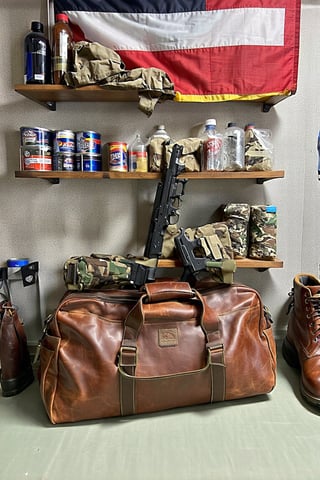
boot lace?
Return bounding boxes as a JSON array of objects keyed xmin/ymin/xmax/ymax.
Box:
[{"xmin": 306, "ymin": 293, "xmax": 320, "ymax": 342}]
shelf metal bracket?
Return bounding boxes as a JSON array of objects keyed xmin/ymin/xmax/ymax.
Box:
[
  {"xmin": 42, "ymin": 101, "xmax": 56, "ymax": 111},
  {"xmin": 42, "ymin": 178, "xmax": 60, "ymax": 184},
  {"xmin": 256, "ymin": 178, "xmax": 269, "ymax": 184},
  {"xmin": 262, "ymin": 103, "xmax": 272, "ymax": 113}
]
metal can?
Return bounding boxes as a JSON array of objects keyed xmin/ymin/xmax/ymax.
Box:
[
  {"xmin": 53, "ymin": 152, "xmax": 76, "ymax": 171},
  {"xmin": 75, "ymin": 153, "xmax": 102, "ymax": 172},
  {"xmin": 108, "ymin": 142, "xmax": 128, "ymax": 172},
  {"xmin": 53, "ymin": 130, "xmax": 75, "ymax": 153},
  {"xmin": 20, "ymin": 145, "xmax": 52, "ymax": 171},
  {"xmin": 76, "ymin": 131, "xmax": 101, "ymax": 154},
  {"xmin": 20, "ymin": 127, "xmax": 52, "ymax": 146}
]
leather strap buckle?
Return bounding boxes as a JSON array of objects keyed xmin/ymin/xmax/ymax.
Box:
[
  {"xmin": 206, "ymin": 342, "xmax": 226, "ymax": 403},
  {"xmin": 206, "ymin": 342, "xmax": 224, "ymax": 363},
  {"xmin": 119, "ymin": 345, "xmax": 137, "ymax": 368}
]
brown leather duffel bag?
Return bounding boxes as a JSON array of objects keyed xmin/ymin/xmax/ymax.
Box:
[{"xmin": 39, "ymin": 282, "xmax": 276, "ymax": 424}]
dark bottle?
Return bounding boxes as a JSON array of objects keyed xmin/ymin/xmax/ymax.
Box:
[{"xmin": 24, "ymin": 21, "xmax": 51, "ymax": 84}]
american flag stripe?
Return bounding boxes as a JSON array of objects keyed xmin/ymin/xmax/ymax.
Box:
[
  {"xmin": 62, "ymin": 8, "xmax": 285, "ymax": 52},
  {"xmin": 53, "ymin": 0, "xmax": 301, "ymax": 102}
]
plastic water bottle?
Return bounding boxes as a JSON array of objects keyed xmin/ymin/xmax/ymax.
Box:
[
  {"xmin": 129, "ymin": 134, "xmax": 148, "ymax": 172},
  {"xmin": 223, "ymin": 122, "xmax": 245, "ymax": 171},
  {"xmin": 201, "ymin": 119, "xmax": 223, "ymax": 171},
  {"xmin": 24, "ymin": 21, "xmax": 51, "ymax": 84}
]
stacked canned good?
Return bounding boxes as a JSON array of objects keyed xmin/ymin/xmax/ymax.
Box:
[
  {"xmin": 53, "ymin": 130, "xmax": 102, "ymax": 171},
  {"xmin": 53, "ymin": 130, "xmax": 76, "ymax": 170},
  {"xmin": 20, "ymin": 127, "xmax": 53, "ymax": 171},
  {"xmin": 75, "ymin": 131, "xmax": 102, "ymax": 171},
  {"xmin": 19, "ymin": 127, "xmax": 102, "ymax": 172}
]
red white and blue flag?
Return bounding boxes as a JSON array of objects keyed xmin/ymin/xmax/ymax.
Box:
[{"xmin": 52, "ymin": 0, "xmax": 301, "ymax": 102}]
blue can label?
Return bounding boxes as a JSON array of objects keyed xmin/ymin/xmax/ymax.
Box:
[
  {"xmin": 53, "ymin": 130, "xmax": 75, "ymax": 153},
  {"xmin": 20, "ymin": 127, "xmax": 52, "ymax": 146},
  {"xmin": 53, "ymin": 153, "xmax": 75, "ymax": 171},
  {"xmin": 75, "ymin": 153, "xmax": 102, "ymax": 171},
  {"xmin": 76, "ymin": 131, "xmax": 101, "ymax": 154}
]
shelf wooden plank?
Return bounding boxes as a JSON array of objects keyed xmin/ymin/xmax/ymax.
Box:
[
  {"xmin": 15, "ymin": 84, "xmax": 140, "ymax": 109},
  {"xmin": 14, "ymin": 170, "xmax": 106, "ymax": 183},
  {"xmin": 14, "ymin": 84, "xmax": 292, "ymax": 112},
  {"xmin": 158, "ymin": 258, "xmax": 283, "ymax": 269},
  {"xmin": 15, "ymin": 170, "xmax": 284, "ymax": 182},
  {"xmin": 174, "ymin": 170, "xmax": 285, "ymax": 181}
]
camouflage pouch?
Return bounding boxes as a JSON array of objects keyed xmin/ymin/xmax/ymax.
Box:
[
  {"xmin": 248, "ymin": 205, "xmax": 277, "ymax": 260},
  {"xmin": 64, "ymin": 254, "xmax": 157, "ymax": 290},
  {"xmin": 165, "ymin": 139, "xmax": 201, "ymax": 172},
  {"xmin": 222, "ymin": 203, "xmax": 250, "ymax": 258},
  {"xmin": 186, "ymin": 223, "xmax": 234, "ymax": 259},
  {"xmin": 160, "ymin": 222, "xmax": 232, "ymax": 260},
  {"xmin": 244, "ymin": 126, "xmax": 273, "ymax": 171},
  {"xmin": 183, "ymin": 223, "xmax": 235, "ymax": 284},
  {"xmin": 148, "ymin": 138, "xmax": 168, "ymax": 172},
  {"xmin": 161, "ymin": 224, "xmax": 180, "ymax": 258}
]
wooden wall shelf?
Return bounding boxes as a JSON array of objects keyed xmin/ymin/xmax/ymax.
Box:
[
  {"xmin": 14, "ymin": 170, "xmax": 283, "ymax": 270},
  {"xmin": 14, "ymin": 84, "xmax": 284, "ymax": 271},
  {"xmin": 158, "ymin": 258, "xmax": 283, "ymax": 270},
  {"xmin": 14, "ymin": 84, "xmax": 291, "ymax": 112},
  {"xmin": 15, "ymin": 170, "xmax": 285, "ymax": 185}
]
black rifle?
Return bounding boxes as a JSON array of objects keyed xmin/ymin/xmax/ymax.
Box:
[
  {"xmin": 64, "ymin": 144, "xmax": 187, "ymax": 290},
  {"xmin": 64, "ymin": 143, "xmax": 234, "ymax": 289},
  {"xmin": 144, "ymin": 143, "xmax": 187, "ymax": 258}
]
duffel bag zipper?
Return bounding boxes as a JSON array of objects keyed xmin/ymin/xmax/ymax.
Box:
[
  {"xmin": 59, "ymin": 290, "xmax": 141, "ymax": 308},
  {"xmin": 33, "ymin": 313, "xmax": 54, "ymax": 365},
  {"xmin": 35, "ymin": 291, "xmax": 140, "ymax": 363}
]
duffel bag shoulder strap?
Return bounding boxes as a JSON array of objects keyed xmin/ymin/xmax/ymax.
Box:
[{"xmin": 119, "ymin": 281, "xmax": 226, "ymax": 416}]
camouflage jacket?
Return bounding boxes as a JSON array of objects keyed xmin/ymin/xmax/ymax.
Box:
[{"xmin": 64, "ymin": 41, "xmax": 175, "ymax": 116}]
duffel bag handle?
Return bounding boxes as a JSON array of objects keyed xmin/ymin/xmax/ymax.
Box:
[
  {"xmin": 123, "ymin": 281, "xmax": 221, "ymax": 344},
  {"xmin": 119, "ymin": 282, "xmax": 225, "ymax": 415},
  {"xmin": 123, "ymin": 281, "xmax": 201, "ymax": 342},
  {"xmin": 143, "ymin": 281, "xmax": 194, "ymax": 303}
]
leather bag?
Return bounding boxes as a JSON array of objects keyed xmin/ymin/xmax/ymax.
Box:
[
  {"xmin": 0, "ymin": 301, "xmax": 34, "ymax": 396},
  {"xmin": 39, "ymin": 281, "xmax": 276, "ymax": 424}
]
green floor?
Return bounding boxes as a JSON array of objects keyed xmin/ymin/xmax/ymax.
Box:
[{"xmin": 1, "ymin": 342, "xmax": 319, "ymax": 480}]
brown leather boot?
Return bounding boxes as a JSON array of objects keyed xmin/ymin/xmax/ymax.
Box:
[
  {"xmin": 0, "ymin": 303, "xmax": 34, "ymax": 397},
  {"xmin": 282, "ymin": 274, "xmax": 320, "ymax": 407}
]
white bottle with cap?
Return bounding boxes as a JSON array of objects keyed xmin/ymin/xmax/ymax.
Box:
[{"xmin": 201, "ymin": 119, "xmax": 223, "ymax": 171}]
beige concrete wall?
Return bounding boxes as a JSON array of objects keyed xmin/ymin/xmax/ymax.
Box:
[{"xmin": 0, "ymin": 1, "xmax": 318, "ymax": 342}]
